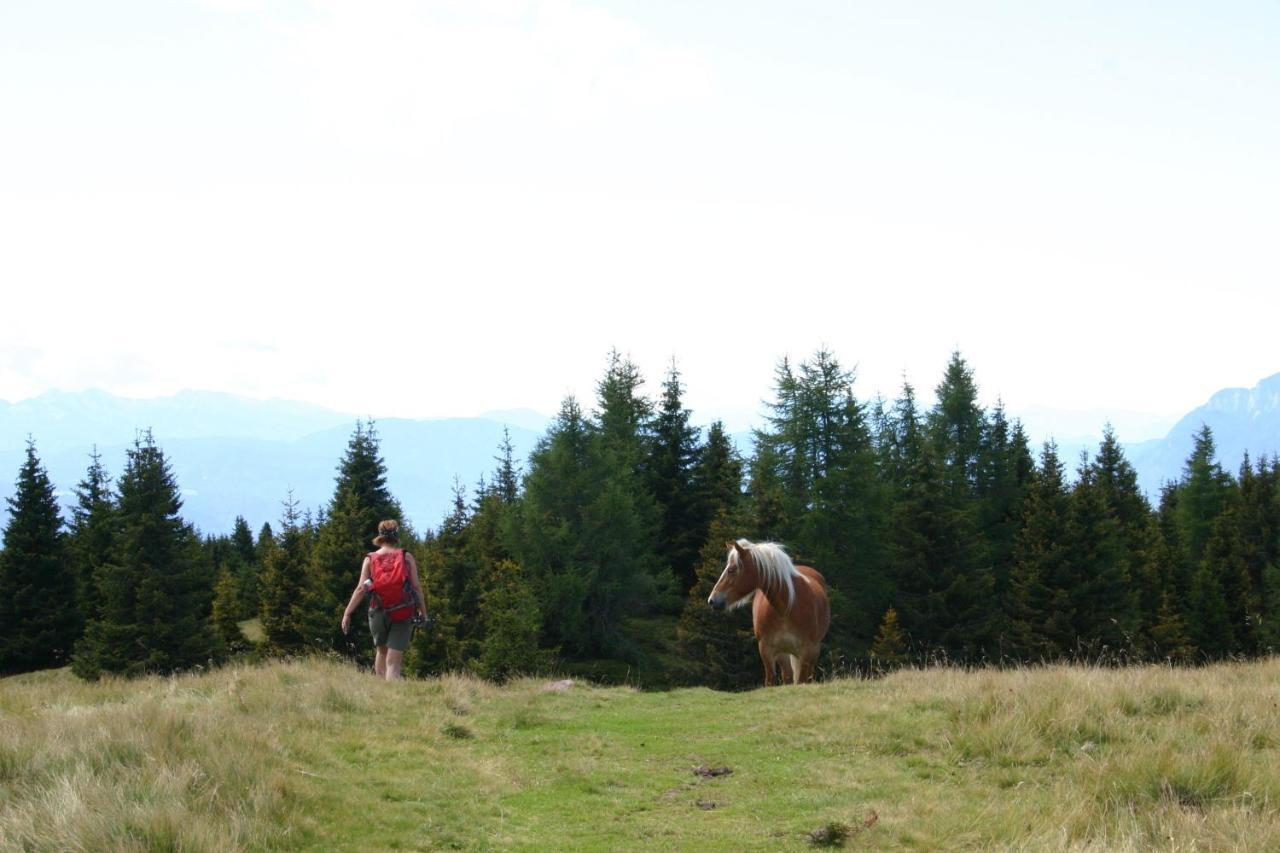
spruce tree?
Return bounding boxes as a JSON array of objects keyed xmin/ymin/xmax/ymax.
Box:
[
  {"xmin": 509, "ymin": 397, "xmax": 596, "ymax": 655},
  {"xmin": 1213, "ymin": 458, "xmax": 1274, "ymax": 650},
  {"xmin": 414, "ymin": 467, "xmax": 524, "ymax": 677},
  {"xmin": 1005, "ymin": 442, "xmax": 1071, "ymax": 660},
  {"xmin": 578, "ymin": 463, "xmax": 663, "ymax": 655},
  {"xmin": 0, "ymin": 439, "xmax": 75, "ymax": 673},
  {"xmin": 1259, "ymin": 562, "xmax": 1280, "ymax": 653},
  {"xmin": 887, "ymin": 439, "xmax": 943, "ymax": 652},
  {"xmin": 869, "ymin": 607, "xmax": 908, "ymax": 668},
  {"xmin": 1149, "ymin": 592, "xmax": 1196, "ymax": 663},
  {"xmin": 928, "ymin": 351, "xmax": 985, "ymax": 497},
  {"xmin": 1176, "ymin": 425, "xmax": 1234, "ymax": 564},
  {"xmin": 747, "ymin": 438, "xmax": 788, "ymax": 541},
  {"xmin": 493, "ymin": 427, "xmax": 521, "ymax": 504},
  {"xmin": 870, "ymin": 607, "xmax": 911, "ymax": 666},
  {"xmin": 441, "ymin": 477, "xmax": 468, "ymax": 538},
  {"xmin": 512, "ymin": 354, "xmax": 667, "ymax": 661},
  {"xmin": 880, "ymin": 381, "xmax": 925, "ymax": 490},
  {"xmin": 694, "ymin": 422, "xmax": 744, "ymax": 522},
  {"xmin": 255, "ymin": 522, "xmax": 274, "ymax": 564},
  {"xmin": 913, "ymin": 352, "xmax": 994, "ymax": 659},
  {"xmin": 1255, "ymin": 457, "xmax": 1280, "ymax": 651},
  {"xmin": 260, "ymin": 494, "xmax": 332, "ymax": 655},
  {"xmin": 1065, "ymin": 460, "xmax": 1137, "ymax": 656},
  {"xmin": 648, "ymin": 360, "xmax": 703, "ymax": 592},
  {"xmin": 595, "ymin": 349, "xmax": 653, "ymax": 469},
  {"xmin": 585, "ymin": 353, "xmax": 667, "ymax": 649},
  {"xmin": 801, "ymin": 355, "xmax": 890, "ymax": 655},
  {"xmin": 754, "ymin": 357, "xmax": 806, "ymax": 539},
  {"xmin": 1202, "ymin": 509, "xmax": 1252, "ymax": 654},
  {"xmin": 1086, "ymin": 427, "xmax": 1163, "ymax": 656},
  {"xmin": 1169, "ymin": 426, "xmax": 1237, "ymax": 656},
  {"xmin": 211, "ymin": 567, "xmax": 246, "ymax": 653},
  {"xmin": 473, "ymin": 560, "xmax": 552, "ymax": 682},
  {"xmin": 1155, "ymin": 483, "xmax": 1195, "ymax": 615},
  {"xmin": 1188, "ymin": 559, "xmax": 1232, "ymax": 659},
  {"xmin": 975, "ymin": 403, "xmax": 1032, "ymax": 618},
  {"xmin": 72, "ymin": 432, "xmax": 217, "ymax": 678},
  {"xmin": 427, "ymin": 480, "xmax": 486, "ymax": 656},
  {"xmin": 229, "ymin": 515, "xmax": 259, "ymax": 618},
  {"xmin": 66, "ymin": 447, "xmax": 115, "ymax": 636}
]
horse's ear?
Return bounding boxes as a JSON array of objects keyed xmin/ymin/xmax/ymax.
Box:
[
  {"xmin": 732, "ymin": 540, "xmax": 747, "ymax": 554},
  {"xmin": 725, "ymin": 540, "xmax": 736, "ymax": 552}
]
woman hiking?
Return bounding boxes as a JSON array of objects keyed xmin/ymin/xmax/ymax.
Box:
[{"xmin": 340, "ymin": 520, "xmax": 427, "ymax": 681}]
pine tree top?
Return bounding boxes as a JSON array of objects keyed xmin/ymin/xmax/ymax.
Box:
[
  {"xmin": 327, "ymin": 420, "xmax": 401, "ymax": 523},
  {"xmin": 3, "ymin": 438, "xmax": 65, "ymax": 552}
]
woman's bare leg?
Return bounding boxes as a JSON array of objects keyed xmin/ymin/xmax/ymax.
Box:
[
  {"xmin": 385, "ymin": 649, "xmax": 405, "ymax": 681},
  {"xmin": 375, "ymin": 645, "xmax": 388, "ymax": 677}
]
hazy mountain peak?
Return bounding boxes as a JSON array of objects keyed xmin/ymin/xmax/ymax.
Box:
[
  {"xmin": 477, "ymin": 408, "xmax": 552, "ymax": 432},
  {"xmin": 1203, "ymin": 373, "xmax": 1280, "ymax": 417},
  {"xmin": 0, "ymin": 388, "xmax": 354, "ymax": 454},
  {"xmin": 1126, "ymin": 370, "xmax": 1280, "ymax": 495}
]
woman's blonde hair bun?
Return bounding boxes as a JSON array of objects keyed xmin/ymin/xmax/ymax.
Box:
[{"xmin": 372, "ymin": 519, "xmax": 401, "ymax": 547}]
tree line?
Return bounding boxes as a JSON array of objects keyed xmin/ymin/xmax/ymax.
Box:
[{"xmin": 1, "ymin": 349, "xmax": 1278, "ymax": 687}]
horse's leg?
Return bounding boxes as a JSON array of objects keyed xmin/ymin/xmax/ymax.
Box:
[
  {"xmin": 779, "ymin": 655, "xmax": 796, "ymax": 685},
  {"xmin": 758, "ymin": 642, "xmax": 776, "ymax": 687},
  {"xmin": 796, "ymin": 647, "xmax": 817, "ymax": 684},
  {"xmin": 789, "ymin": 655, "xmax": 805, "ymax": 684},
  {"xmin": 797, "ymin": 656, "xmax": 815, "ymax": 684}
]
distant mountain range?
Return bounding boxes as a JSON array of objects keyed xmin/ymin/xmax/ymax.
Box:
[
  {"xmin": 1125, "ymin": 372, "xmax": 1280, "ymax": 496},
  {"xmin": 1016, "ymin": 373, "xmax": 1280, "ymax": 496},
  {"xmin": 0, "ymin": 391, "xmax": 547, "ymax": 535},
  {"xmin": 3, "ymin": 375, "xmax": 1279, "ymax": 534}
]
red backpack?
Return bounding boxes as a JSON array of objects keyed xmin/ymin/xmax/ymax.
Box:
[{"xmin": 366, "ymin": 549, "xmax": 415, "ymax": 622}]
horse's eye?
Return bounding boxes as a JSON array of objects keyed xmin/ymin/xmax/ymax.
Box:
[{"xmin": 727, "ymin": 566, "xmax": 737, "ymax": 574}]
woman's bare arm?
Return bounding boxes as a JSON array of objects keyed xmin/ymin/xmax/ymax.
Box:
[
  {"xmin": 341, "ymin": 558, "xmax": 372, "ymax": 633},
  {"xmin": 405, "ymin": 552, "xmax": 427, "ymax": 616}
]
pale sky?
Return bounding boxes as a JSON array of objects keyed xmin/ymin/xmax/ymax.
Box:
[{"xmin": 2, "ymin": 1, "xmax": 1278, "ymax": 436}]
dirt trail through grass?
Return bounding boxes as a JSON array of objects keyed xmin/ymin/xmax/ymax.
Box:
[{"xmin": 3, "ymin": 658, "xmax": 1279, "ymax": 850}]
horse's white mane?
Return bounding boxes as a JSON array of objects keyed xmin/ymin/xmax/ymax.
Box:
[{"xmin": 729, "ymin": 539, "xmax": 799, "ymax": 609}]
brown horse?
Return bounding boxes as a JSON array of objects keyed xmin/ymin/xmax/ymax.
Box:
[{"xmin": 707, "ymin": 539, "xmax": 831, "ymax": 685}]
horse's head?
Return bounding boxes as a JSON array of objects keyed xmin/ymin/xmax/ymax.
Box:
[{"xmin": 707, "ymin": 540, "xmax": 758, "ymax": 611}]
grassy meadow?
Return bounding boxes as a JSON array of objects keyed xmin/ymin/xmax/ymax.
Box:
[{"xmin": 2, "ymin": 657, "xmax": 1279, "ymax": 851}]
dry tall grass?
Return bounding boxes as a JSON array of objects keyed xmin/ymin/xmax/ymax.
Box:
[
  {"xmin": 1, "ymin": 657, "xmax": 1277, "ymax": 850},
  {"xmin": 0, "ymin": 663, "xmax": 300, "ymax": 851},
  {"xmin": 864, "ymin": 661, "xmax": 1280, "ymax": 850}
]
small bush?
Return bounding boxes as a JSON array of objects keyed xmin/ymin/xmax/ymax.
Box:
[{"xmin": 442, "ymin": 723, "xmax": 474, "ymax": 740}]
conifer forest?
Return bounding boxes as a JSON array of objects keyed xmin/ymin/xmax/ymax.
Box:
[{"xmin": 3, "ymin": 350, "xmax": 1279, "ymax": 689}]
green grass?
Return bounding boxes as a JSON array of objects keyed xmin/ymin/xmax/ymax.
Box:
[{"xmin": 3, "ymin": 658, "xmax": 1279, "ymax": 850}]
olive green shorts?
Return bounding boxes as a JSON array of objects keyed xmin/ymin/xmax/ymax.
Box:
[{"xmin": 368, "ymin": 608, "xmax": 413, "ymax": 652}]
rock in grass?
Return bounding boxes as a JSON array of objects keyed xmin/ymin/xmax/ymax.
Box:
[{"xmin": 542, "ymin": 679, "xmax": 575, "ymax": 692}]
